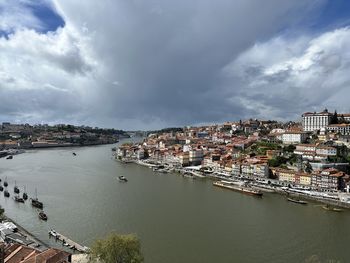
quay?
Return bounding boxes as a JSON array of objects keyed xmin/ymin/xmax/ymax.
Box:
[
  {"xmin": 1, "ymin": 216, "xmax": 49, "ymax": 252},
  {"xmin": 276, "ymin": 188, "xmax": 350, "ymax": 209},
  {"xmin": 49, "ymin": 229, "xmax": 89, "ymax": 253},
  {"xmin": 119, "ymin": 155, "xmax": 350, "ymax": 209}
]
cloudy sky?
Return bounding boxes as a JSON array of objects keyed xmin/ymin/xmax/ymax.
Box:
[{"xmin": 1, "ymin": 0, "xmax": 350, "ymax": 130}]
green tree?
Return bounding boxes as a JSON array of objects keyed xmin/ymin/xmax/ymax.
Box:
[
  {"xmin": 283, "ymin": 144, "xmax": 296, "ymax": 153},
  {"xmin": 304, "ymin": 161, "xmax": 313, "ymax": 173},
  {"xmin": 90, "ymin": 233, "xmax": 144, "ymax": 263},
  {"xmin": 268, "ymin": 156, "xmax": 287, "ymax": 167},
  {"xmin": 330, "ymin": 110, "xmax": 338, "ymax": 124}
]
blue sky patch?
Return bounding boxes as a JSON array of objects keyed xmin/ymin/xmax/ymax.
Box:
[{"xmin": 25, "ymin": 1, "xmax": 65, "ymax": 33}]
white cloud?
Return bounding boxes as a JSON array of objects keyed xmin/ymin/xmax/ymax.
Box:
[
  {"xmin": 0, "ymin": 24, "xmax": 98, "ymax": 124},
  {"xmin": 224, "ymin": 27, "xmax": 350, "ymax": 120}
]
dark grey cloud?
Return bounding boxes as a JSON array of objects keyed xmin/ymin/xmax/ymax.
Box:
[{"xmin": 54, "ymin": 0, "xmax": 327, "ymax": 128}]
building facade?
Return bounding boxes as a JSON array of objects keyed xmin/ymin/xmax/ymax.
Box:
[
  {"xmin": 302, "ymin": 110, "xmax": 332, "ymax": 132},
  {"xmin": 311, "ymin": 168, "xmax": 347, "ymax": 192}
]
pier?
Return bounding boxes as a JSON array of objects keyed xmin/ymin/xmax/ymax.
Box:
[{"xmin": 49, "ymin": 229, "xmax": 89, "ymax": 253}]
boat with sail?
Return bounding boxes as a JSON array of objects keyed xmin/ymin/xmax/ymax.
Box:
[
  {"xmin": 14, "ymin": 195, "xmax": 25, "ymax": 203},
  {"xmin": 14, "ymin": 181, "xmax": 20, "ymax": 194},
  {"xmin": 4, "ymin": 177, "xmax": 8, "ymax": 187},
  {"xmin": 31, "ymin": 189, "xmax": 44, "ymax": 209},
  {"xmin": 23, "ymin": 186, "xmax": 28, "ymax": 200},
  {"xmin": 4, "ymin": 190, "xmax": 10, "ymax": 197}
]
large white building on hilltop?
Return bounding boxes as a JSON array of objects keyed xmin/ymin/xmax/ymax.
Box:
[
  {"xmin": 302, "ymin": 109, "xmax": 350, "ymax": 132},
  {"xmin": 302, "ymin": 109, "xmax": 332, "ymax": 132}
]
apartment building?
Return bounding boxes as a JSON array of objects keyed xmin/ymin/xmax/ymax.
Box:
[{"xmin": 311, "ymin": 168, "xmax": 348, "ymax": 192}]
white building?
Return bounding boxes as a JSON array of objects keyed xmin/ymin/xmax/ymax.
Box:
[
  {"xmin": 327, "ymin": 124, "xmax": 350, "ymax": 135},
  {"xmin": 315, "ymin": 146, "xmax": 337, "ymax": 157},
  {"xmin": 281, "ymin": 132, "xmax": 308, "ymax": 144},
  {"xmin": 302, "ymin": 109, "xmax": 332, "ymax": 132},
  {"xmin": 294, "ymin": 144, "xmax": 337, "ymax": 161}
]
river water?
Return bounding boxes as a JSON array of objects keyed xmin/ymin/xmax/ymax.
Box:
[{"xmin": 0, "ymin": 142, "xmax": 349, "ymax": 263}]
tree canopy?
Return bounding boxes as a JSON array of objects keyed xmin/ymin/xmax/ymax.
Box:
[{"xmin": 90, "ymin": 233, "xmax": 144, "ymax": 263}]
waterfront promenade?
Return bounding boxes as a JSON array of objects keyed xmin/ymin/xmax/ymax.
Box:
[{"xmin": 122, "ymin": 157, "xmax": 350, "ymax": 209}]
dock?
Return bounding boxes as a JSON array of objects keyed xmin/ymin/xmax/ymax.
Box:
[{"xmin": 49, "ymin": 229, "xmax": 89, "ymax": 253}]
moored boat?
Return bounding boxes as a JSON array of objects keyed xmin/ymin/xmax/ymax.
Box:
[
  {"xmin": 322, "ymin": 205, "xmax": 343, "ymax": 212},
  {"xmin": 0, "ymin": 185, "xmax": 3, "ymax": 192},
  {"xmin": 32, "ymin": 198, "xmax": 44, "ymax": 209},
  {"xmin": 4, "ymin": 177, "xmax": 8, "ymax": 187},
  {"xmin": 14, "ymin": 181, "xmax": 20, "ymax": 194},
  {"xmin": 49, "ymin": 229, "xmax": 57, "ymax": 237},
  {"xmin": 287, "ymin": 197, "xmax": 307, "ymax": 205},
  {"xmin": 4, "ymin": 190, "xmax": 10, "ymax": 197},
  {"xmin": 31, "ymin": 189, "xmax": 44, "ymax": 209},
  {"xmin": 213, "ymin": 181, "xmax": 263, "ymax": 197},
  {"xmin": 14, "ymin": 195, "xmax": 25, "ymax": 203},
  {"xmin": 6, "ymin": 155, "xmax": 13, "ymax": 160},
  {"xmin": 39, "ymin": 211, "xmax": 48, "ymax": 220},
  {"xmin": 23, "ymin": 186, "xmax": 28, "ymax": 200}
]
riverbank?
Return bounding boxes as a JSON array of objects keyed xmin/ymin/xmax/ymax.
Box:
[{"xmin": 123, "ymin": 157, "xmax": 350, "ymax": 209}]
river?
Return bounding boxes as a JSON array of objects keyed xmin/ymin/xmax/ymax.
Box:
[{"xmin": 0, "ymin": 142, "xmax": 349, "ymax": 263}]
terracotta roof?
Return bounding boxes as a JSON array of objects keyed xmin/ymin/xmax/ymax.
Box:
[{"xmin": 3, "ymin": 243, "xmax": 71, "ymax": 263}]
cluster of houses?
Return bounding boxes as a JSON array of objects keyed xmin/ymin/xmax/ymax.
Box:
[
  {"xmin": 0, "ymin": 122, "xmax": 121, "ymax": 151},
  {"xmin": 117, "ymin": 109, "xmax": 350, "ymax": 193}
]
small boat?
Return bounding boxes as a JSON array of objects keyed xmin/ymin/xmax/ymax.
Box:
[
  {"xmin": 118, "ymin": 176, "xmax": 128, "ymax": 182},
  {"xmin": 287, "ymin": 198, "xmax": 308, "ymax": 205},
  {"xmin": 4, "ymin": 190, "xmax": 10, "ymax": 197},
  {"xmin": 38, "ymin": 211, "xmax": 48, "ymax": 221},
  {"xmin": 14, "ymin": 195, "xmax": 25, "ymax": 203},
  {"xmin": 322, "ymin": 205, "xmax": 343, "ymax": 212},
  {"xmin": 49, "ymin": 229, "xmax": 57, "ymax": 237},
  {"xmin": 72, "ymin": 152, "xmax": 77, "ymax": 156},
  {"xmin": 6, "ymin": 155, "xmax": 13, "ymax": 160},
  {"xmin": 14, "ymin": 181, "xmax": 20, "ymax": 194},
  {"xmin": 0, "ymin": 185, "xmax": 3, "ymax": 192}
]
